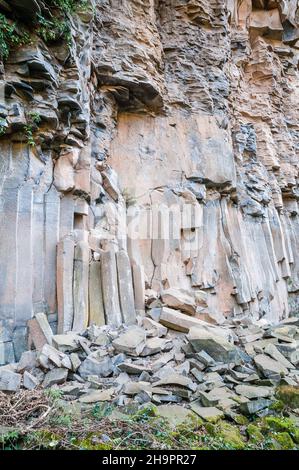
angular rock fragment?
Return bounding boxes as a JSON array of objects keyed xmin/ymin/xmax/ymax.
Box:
[
  {"xmin": 141, "ymin": 317, "xmax": 167, "ymax": 337},
  {"xmin": 0, "ymin": 369, "xmax": 22, "ymax": 392},
  {"xmin": 190, "ymin": 402, "xmax": 224, "ymax": 422},
  {"xmin": 161, "ymin": 288, "xmax": 196, "ymax": 316},
  {"xmin": 254, "ymin": 354, "xmax": 288, "ymax": 378},
  {"xmin": 23, "ymin": 371, "xmax": 39, "ymax": 390},
  {"xmin": 17, "ymin": 351, "xmax": 38, "ymax": 373},
  {"xmin": 112, "ymin": 327, "xmax": 146, "ymax": 356},
  {"xmin": 27, "ymin": 313, "xmax": 53, "ymax": 351},
  {"xmin": 79, "ymin": 388, "xmax": 115, "ymax": 403},
  {"xmin": 264, "ymin": 343, "xmax": 294, "ymax": 369},
  {"xmin": 117, "ymin": 362, "xmax": 152, "ymax": 375},
  {"xmin": 235, "ymin": 385, "xmax": 273, "ymax": 399},
  {"xmin": 239, "ymin": 399, "xmax": 273, "ymax": 416},
  {"xmin": 78, "ymin": 356, "xmax": 114, "ymax": 378},
  {"xmin": 52, "ymin": 333, "xmax": 82, "ymax": 353},
  {"xmin": 187, "ymin": 326, "xmax": 239, "ymax": 363},
  {"xmin": 43, "ymin": 368, "xmax": 68, "ymax": 388},
  {"xmin": 153, "ymin": 373, "xmax": 196, "ymax": 391},
  {"xmin": 157, "ymin": 404, "xmax": 195, "ymax": 427}
]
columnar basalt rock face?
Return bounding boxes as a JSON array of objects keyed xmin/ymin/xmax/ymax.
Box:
[{"xmin": 0, "ymin": 1, "xmax": 298, "ymax": 364}]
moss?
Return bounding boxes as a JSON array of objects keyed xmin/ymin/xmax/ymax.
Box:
[
  {"xmin": 204, "ymin": 423, "xmax": 216, "ymax": 436},
  {"xmin": 264, "ymin": 416, "xmax": 296, "ymax": 434},
  {"xmin": 246, "ymin": 424, "xmax": 264, "ymax": 444},
  {"xmin": 269, "ymin": 400, "xmax": 285, "ymax": 412},
  {"xmin": 276, "ymin": 386, "xmax": 299, "ymax": 409},
  {"xmin": 232, "ymin": 414, "xmax": 249, "ymax": 425},
  {"xmin": 270, "ymin": 432, "xmax": 295, "ymax": 450},
  {"xmin": 291, "ymin": 428, "xmax": 299, "ymax": 445},
  {"xmin": 216, "ymin": 422, "xmax": 245, "ymax": 450},
  {"xmin": 75, "ymin": 437, "xmax": 113, "ymax": 450}
]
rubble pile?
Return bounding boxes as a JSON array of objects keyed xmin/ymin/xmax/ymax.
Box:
[{"xmin": 1, "ymin": 310, "xmax": 299, "ymax": 422}]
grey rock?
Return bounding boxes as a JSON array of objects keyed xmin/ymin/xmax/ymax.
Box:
[
  {"xmin": 23, "ymin": 370, "xmax": 39, "ymax": 390},
  {"xmin": 43, "ymin": 368, "xmax": 68, "ymax": 388},
  {"xmin": 78, "ymin": 356, "xmax": 114, "ymax": 379},
  {"xmin": 0, "ymin": 369, "xmax": 21, "ymax": 392}
]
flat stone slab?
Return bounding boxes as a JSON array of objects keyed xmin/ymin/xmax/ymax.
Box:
[
  {"xmin": 254, "ymin": 354, "xmax": 288, "ymax": 378},
  {"xmin": 235, "ymin": 384, "xmax": 273, "ymax": 399},
  {"xmin": 0, "ymin": 369, "xmax": 21, "ymax": 392},
  {"xmin": 190, "ymin": 403, "xmax": 224, "ymax": 423},
  {"xmin": 157, "ymin": 404, "xmax": 196, "ymax": 428},
  {"xmin": 52, "ymin": 333, "xmax": 82, "ymax": 352},
  {"xmin": 78, "ymin": 356, "xmax": 114, "ymax": 378},
  {"xmin": 118, "ymin": 362, "xmax": 152, "ymax": 374},
  {"xmin": 43, "ymin": 368, "xmax": 68, "ymax": 388},
  {"xmin": 187, "ymin": 326, "xmax": 237, "ymax": 362},
  {"xmin": 112, "ymin": 327, "xmax": 146, "ymax": 356},
  {"xmin": 79, "ymin": 388, "xmax": 115, "ymax": 403},
  {"xmin": 153, "ymin": 373, "xmax": 196, "ymax": 391}
]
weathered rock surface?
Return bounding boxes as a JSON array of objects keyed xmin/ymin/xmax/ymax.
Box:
[{"xmin": 0, "ymin": 1, "xmax": 298, "ymax": 374}]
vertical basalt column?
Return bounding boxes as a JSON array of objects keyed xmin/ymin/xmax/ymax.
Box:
[
  {"xmin": 44, "ymin": 188, "xmax": 60, "ymax": 314},
  {"xmin": 89, "ymin": 260, "xmax": 105, "ymax": 326},
  {"xmin": 15, "ymin": 184, "xmax": 33, "ymax": 326},
  {"xmin": 132, "ymin": 264, "xmax": 146, "ymax": 315},
  {"xmin": 116, "ymin": 250, "xmax": 136, "ymax": 325},
  {"xmin": 101, "ymin": 249, "xmax": 122, "ymax": 326},
  {"xmin": 72, "ymin": 240, "xmax": 90, "ymax": 332},
  {"xmin": 0, "ymin": 180, "xmax": 18, "ymax": 323},
  {"xmin": 57, "ymin": 237, "xmax": 75, "ymax": 333}
]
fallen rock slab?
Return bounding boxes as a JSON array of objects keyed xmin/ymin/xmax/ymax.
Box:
[
  {"xmin": 153, "ymin": 373, "xmax": 196, "ymax": 391},
  {"xmin": 79, "ymin": 388, "xmax": 115, "ymax": 403},
  {"xmin": 0, "ymin": 369, "xmax": 22, "ymax": 392},
  {"xmin": 187, "ymin": 326, "xmax": 238, "ymax": 363},
  {"xmin": 78, "ymin": 356, "xmax": 114, "ymax": 379},
  {"xmin": 157, "ymin": 404, "xmax": 196, "ymax": 427},
  {"xmin": 235, "ymin": 385, "xmax": 273, "ymax": 399},
  {"xmin": 112, "ymin": 327, "xmax": 146, "ymax": 356},
  {"xmin": 190, "ymin": 402, "xmax": 224, "ymax": 423},
  {"xmin": 23, "ymin": 371, "xmax": 39, "ymax": 390},
  {"xmin": 254, "ymin": 354, "xmax": 288, "ymax": 378},
  {"xmin": 52, "ymin": 333, "xmax": 82, "ymax": 353},
  {"xmin": 161, "ymin": 288, "xmax": 197, "ymax": 316},
  {"xmin": 42, "ymin": 368, "xmax": 68, "ymax": 388}
]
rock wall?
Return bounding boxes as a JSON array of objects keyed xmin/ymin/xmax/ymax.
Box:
[{"xmin": 0, "ymin": 0, "xmax": 298, "ymax": 364}]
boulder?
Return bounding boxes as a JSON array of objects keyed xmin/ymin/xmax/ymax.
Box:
[
  {"xmin": 254, "ymin": 354, "xmax": 288, "ymax": 378},
  {"xmin": 42, "ymin": 368, "xmax": 68, "ymax": 388},
  {"xmin": 78, "ymin": 356, "xmax": 114, "ymax": 378},
  {"xmin": 190, "ymin": 403, "xmax": 224, "ymax": 423},
  {"xmin": 112, "ymin": 327, "xmax": 146, "ymax": 356},
  {"xmin": 235, "ymin": 385, "xmax": 273, "ymax": 399},
  {"xmin": 157, "ymin": 404, "xmax": 196, "ymax": 428},
  {"xmin": 239, "ymin": 398, "xmax": 273, "ymax": 415},
  {"xmin": 161, "ymin": 288, "xmax": 196, "ymax": 316},
  {"xmin": 52, "ymin": 333, "xmax": 82, "ymax": 352},
  {"xmin": 187, "ymin": 326, "xmax": 238, "ymax": 362},
  {"xmin": 17, "ymin": 350, "xmax": 38, "ymax": 373},
  {"xmin": 264, "ymin": 344, "xmax": 294, "ymax": 369}
]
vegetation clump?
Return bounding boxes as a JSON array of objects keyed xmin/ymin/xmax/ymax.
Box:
[{"xmin": 0, "ymin": 1, "xmax": 90, "ymax": 60}]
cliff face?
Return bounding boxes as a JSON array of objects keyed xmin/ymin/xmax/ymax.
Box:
[{"xmin": 0, "ymin": 0, "xmax": 298, "ymax": 364}]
